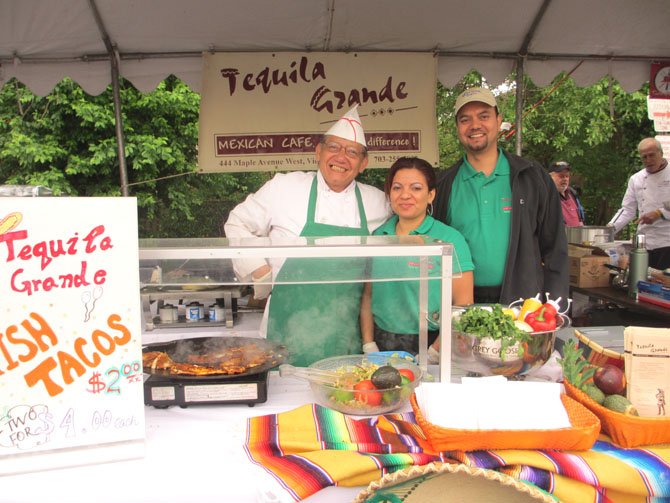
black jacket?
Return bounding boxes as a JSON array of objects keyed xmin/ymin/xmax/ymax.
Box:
[{"xmin": 434, "ymin": 150, "xmax": 569, "ymax": 308}]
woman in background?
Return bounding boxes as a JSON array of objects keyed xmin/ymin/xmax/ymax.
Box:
[{"xmin": 360, "ymin": 157, "xmax": 474, "ymax": 360}]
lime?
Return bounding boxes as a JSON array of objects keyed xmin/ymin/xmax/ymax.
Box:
[
  {"xmin": 331, "ymin": 389, "xmax": 354, "ymax": 402},
  {"xmin": 382, "ymin": 389, "xmax": 400, "ymax": 405}
]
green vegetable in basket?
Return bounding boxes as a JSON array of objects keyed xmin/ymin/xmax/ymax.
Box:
[
  {"xmin": 453, "ymin": 304, "xmax": 531, "ymax": 361},
  {"xmin": 558, "ymin": 339, "xmax": 595, "ymax": 390},
  {"xmin": 583, "ymin": 383, "xmax": 605, "ymax": 404},
  {"xmin": 603, "ymin": 394, "xmax": 639, "ymax": 416}
]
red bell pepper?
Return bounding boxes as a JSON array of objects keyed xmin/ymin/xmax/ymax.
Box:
[
  {"xmin": 541, "ymin": 301, "xmax": 558, "ymax": 321},
  {"xmin": 525, "ymin": 305, "xmax": 557, "ymax": 332}
]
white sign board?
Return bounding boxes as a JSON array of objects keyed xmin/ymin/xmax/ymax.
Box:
[
  {"xmin": 0, "ymin": 198, "xmax": 145, "ymax": 474},
  {"xmin": 656, "ymin": 135, "xmax": 670, "ymax": 159},
  {"xmin": 648, "ymin": 97, "xmax": 670, "ymax": 132},
  {"xmin": 198, "ymin": 52, "xmax": 438, "ymax": 172}
]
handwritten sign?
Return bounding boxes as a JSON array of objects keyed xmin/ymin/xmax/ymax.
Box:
[{"xmin": 0, "ymin": 198, "xmax": 144, "ymax": 474}]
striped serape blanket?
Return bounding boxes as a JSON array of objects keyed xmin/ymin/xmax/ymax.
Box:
[{"xmin": 245, "ymin": 404, "xmax": 670, "ymax": 502}]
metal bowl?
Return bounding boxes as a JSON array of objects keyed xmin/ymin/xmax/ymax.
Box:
[
  {"xmin": 452, "ymin": 312, "xmax": 570, "ymax": 377},
  {"xmin": 308, "ymin": 354, "xmax": 423, "ymax": 415}
]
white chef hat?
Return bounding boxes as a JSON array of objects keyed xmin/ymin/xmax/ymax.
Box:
[{"xmin": 324, "ymin": 105, "xmax": 367, "ymax": 147}]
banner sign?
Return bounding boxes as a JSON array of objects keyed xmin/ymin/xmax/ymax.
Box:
[
  {"xmin": 648, "ymin": 97, "xmax": 670, "ymax": 132},
  {"xmin": 0, "ymin": 198, "xmax": 144, "ymax": 474},
  {"xmin": 198, "ymin": 52, "xmax": 438, "ymax": 172}
]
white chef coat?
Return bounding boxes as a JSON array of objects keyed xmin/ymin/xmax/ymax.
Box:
[
  {"xmin": 224, "ymin": 170, "xmax": 391, "ymax": 280},
  {"xmin": 609, "ymin": 163, "xmax": 670, "ymax": 250}
]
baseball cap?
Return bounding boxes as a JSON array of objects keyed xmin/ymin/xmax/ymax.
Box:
[
  {"xmin": 548, "ymin": 161, "xmax": 571, "ymax": 173},
  {"xmin": 324, "ymin": 105, "xmax": 367, "ymax": 147},
  {"xmin": 454, "ymin": 87, "xmax": 498, "ymax": 116}
]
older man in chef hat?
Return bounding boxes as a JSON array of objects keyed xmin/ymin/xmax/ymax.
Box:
[{"xmin": 225, "ymin": 106, "xmax": 391, "ymax": 366}]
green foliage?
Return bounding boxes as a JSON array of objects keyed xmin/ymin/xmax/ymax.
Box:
[
  {"xmin": 514, "ymin": 75, "xmax": 653, "ymax": 226},
  {"xmin": 0, "ymin": 76, "xmax": 268, "ymax": 237},
  {"xmin": 0, "ymin": 71, "xmax": 655, "ymax": 238}
]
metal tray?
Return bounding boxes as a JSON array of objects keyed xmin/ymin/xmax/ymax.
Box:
[{"xmin": 142, "ymin": 336, "xmax": 288, "ymax": 380}]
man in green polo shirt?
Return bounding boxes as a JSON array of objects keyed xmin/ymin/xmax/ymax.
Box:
[{"xmin": 433, "ymin": 87, "xmax": 568, "ymax": 308}]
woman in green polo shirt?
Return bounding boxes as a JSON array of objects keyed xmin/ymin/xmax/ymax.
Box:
[{"xmin": 360, "ymin": 157, "xmax": 474, "ymax": 359}]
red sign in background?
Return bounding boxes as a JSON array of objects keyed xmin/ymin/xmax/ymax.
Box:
[{"xmin": 650, "ymin": 62, "xmax": 670, "ymax": 100}]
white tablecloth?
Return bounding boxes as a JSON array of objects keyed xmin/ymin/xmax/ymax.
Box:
[
  {"xmin": 4, "ymin": 313, "xmax": 576, "ymax": 503},
  {"xmin": 2, "ymin": 372, "xmax": 362, "ymax": 503}
]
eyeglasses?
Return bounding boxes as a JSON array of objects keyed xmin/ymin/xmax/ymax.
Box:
[{"xmin": 322, "ymin": 141, "xmax": 365, "ymax": 160}]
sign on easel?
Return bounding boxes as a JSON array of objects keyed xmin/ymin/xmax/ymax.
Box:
[{"xmin": 0, "ymin": 197, "xmax": 145, "ymax": 475}]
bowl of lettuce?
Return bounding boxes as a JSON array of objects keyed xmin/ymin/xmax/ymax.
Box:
[{"xmin": 452, "ymin": 304, "xmax": 561, "ymax": 376}]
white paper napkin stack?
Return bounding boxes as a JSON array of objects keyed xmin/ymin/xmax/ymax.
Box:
[{"xmin": 415, "ymin": 377, "xmax": 571, "ymax": 430}]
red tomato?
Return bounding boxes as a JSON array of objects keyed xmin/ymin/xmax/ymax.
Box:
[
  {"xmin": 353, "ymin": 379, "xmax": 382, "ymax": 406},
  {"xmin": 398, "ymin": 369, "xmax": 415, "ymax": 382}
]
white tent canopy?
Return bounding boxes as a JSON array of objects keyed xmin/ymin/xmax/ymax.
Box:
[
  {"xmin": 1, "ymin": 0, "xmax": 668, "ymax": 96},
  {"xmin": 1, "ymin": 0, "xmax": 668, "ymax": 195}
]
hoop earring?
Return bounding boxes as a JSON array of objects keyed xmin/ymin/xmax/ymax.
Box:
[{"xmin": 427, "ymin": 203, "xmax": 433, "ymax": 216}]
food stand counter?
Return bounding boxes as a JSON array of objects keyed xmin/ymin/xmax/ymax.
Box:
[
  {"xmin": 5, "ymin": 327, "xmax": 669, "ymax": 503},
  {"xmin": 5, "ymin": 233, "xmax": 668, "ymax": 501},
  {"xmin": 1, "ymin": 372, "xmax": 362, "ymax": 503}
]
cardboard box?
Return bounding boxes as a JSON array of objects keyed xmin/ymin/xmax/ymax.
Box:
[
  {"xmin": 568, "ymin": 244, "xmax": 611, "ymax": 288},
  {"xmin": 568, "ymin": 244, "xmax": 597, "ymax": 258}
]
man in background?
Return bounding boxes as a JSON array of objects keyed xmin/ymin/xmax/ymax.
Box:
[
  {"xmin": 433, "ymin": 87, "xmax": 568, "ymax": 307},
  {"xmin": 608, "ymin": 137, "xmax": 670, "ymax": 269},
  {"xmin": 548, "ymin": 161, "xmax": 585, "ymax": 226}
]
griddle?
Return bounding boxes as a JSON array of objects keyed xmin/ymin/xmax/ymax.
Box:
[{"xmin": 143, "ymin": 336, "xmax": 288, "ymax": 380}]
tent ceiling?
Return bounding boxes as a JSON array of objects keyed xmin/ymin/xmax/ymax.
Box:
[{"xmin": 1, "ymin": 0, "xmax": 668, "ymax": 96}]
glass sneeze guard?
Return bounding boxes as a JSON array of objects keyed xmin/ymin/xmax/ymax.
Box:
[{"xmin": 138, "ymin": 235, "xmax": 460, "ymax": 382}]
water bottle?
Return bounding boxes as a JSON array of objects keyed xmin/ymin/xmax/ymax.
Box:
[{"xmin": 628, "ymin": 234, "xmax": 648, "ymax": 298}]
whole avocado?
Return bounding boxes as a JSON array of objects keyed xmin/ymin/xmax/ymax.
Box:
[
  {"xmin": 603, "ymin": 394, "xmax": 639, "ymax": 416},
  {"xmin": 583, "ymin": 383, "xmax": 605, "ymax": 404},
  {"xmin": 371, "ymin": 366, "xmax": 402, "ymax": 389}
]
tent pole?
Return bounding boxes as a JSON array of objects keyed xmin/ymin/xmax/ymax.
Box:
[
  {"xmin": 515, "ymin": 57, "xmax": 524, "ymax": 156},
  {"xmin": 88, "ymin": 0, "xmax": 129, "ymax": 197},
  {"xmin": 513, "ymin": 0, "xmax": 551, "ymax": 156},
  {"xmin": 110, "ymin": 51, "xmax": 129, "ymax": 197}
]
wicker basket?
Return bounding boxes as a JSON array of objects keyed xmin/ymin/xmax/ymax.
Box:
[
  {"xmin": 563, "ymin": 381, "xmax": 670, "ymax": 448},
  {"xmin": 573, "ymin": 329, "xmax": 624, "ymax": 369},
  {"xmin": 355, "ymin": 461, "xmax": 555, "ymax": 503},
  {"xmin": 410, "ymin": 393, "xmax": 600, "ymax": 452}
]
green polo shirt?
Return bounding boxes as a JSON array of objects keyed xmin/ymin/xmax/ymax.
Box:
[
  {"xmin": 370, "ymin": 215, "xmax": 474, "ymax": 334},
  {"xmin": 446, "ymin": 149, "xmax": 512, "ymax": 287}
]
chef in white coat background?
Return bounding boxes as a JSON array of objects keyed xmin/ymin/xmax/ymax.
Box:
[
  {"xmin": 224, "ymin": 106, "xmax": 391, "ymax": 365},
  {"xmin": 608, "ymin": 137, "xmax": 670, "ymax": 270}
]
